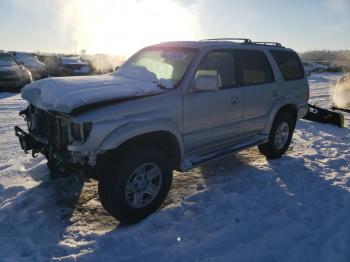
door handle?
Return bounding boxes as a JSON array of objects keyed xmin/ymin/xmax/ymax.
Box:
[
  {"xmin": 272, "ymin": 92, "xmax": 279, "ymax": 98},
  {"xmin": 231, "ymin": 97, "xmax": 238, "ymax": 104}
]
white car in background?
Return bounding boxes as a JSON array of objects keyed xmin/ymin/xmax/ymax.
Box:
[
  {"xmin": 9, "ymin": 52, "xmax": 48, "ymax": 80},
  {"xmin": 0, "ymin": 52, "xmax": 32, "ymax": 92}
]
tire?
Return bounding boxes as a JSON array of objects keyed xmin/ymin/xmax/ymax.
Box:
[
  {"xmin": 258, "ymin": 112, "xmax": 295, "ymax": 159},
  {"xmin": 98, "ymin": 146, "xmax": 173, "ymax": 224}
]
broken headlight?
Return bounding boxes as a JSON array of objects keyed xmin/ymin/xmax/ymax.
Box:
[{"xmin": 69, "ymin": 122, "xmax": 92, "ymax": 142}]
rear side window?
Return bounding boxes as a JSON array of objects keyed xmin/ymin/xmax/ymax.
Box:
[
  {"xmin": 270, "ymin": 50, "xmax": 304, "ymax": 81},
  {"xmin": 237, "ymin": 50, "xmax": 275, "ymax": 85}
]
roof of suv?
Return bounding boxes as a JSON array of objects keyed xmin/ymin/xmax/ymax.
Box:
[{"xmin": 152, "ymin": 39, "xmax": 293, "ymax": 52}]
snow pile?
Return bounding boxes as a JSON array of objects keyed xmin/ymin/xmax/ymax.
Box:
[
  {"xmin": 333, "ymin": 73, "xmax": 350, "ymax": 108},
  {"xmin": 1, "ymin": 73, "xmax": 350, "ymax": 261},
  {"xmin": 21, "ymin": 66, "xmax": 167, "ymax": 113}
]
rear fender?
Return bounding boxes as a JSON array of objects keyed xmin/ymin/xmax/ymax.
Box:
[{"xmin": 260, "ymin": 96, "xmax": 297, "ymax": 135}]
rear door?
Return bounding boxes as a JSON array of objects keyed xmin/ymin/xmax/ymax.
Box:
[
  {"xmin": 183, "ymin": 50, "xmax": 243, "ymax": 153},
  {"xmin": 270, "ymin": 50, "xmax": 308, "ymax": 108},
  {"xmin": 237, "ymin": 49, "xmax": 277, "ymax": 134}
]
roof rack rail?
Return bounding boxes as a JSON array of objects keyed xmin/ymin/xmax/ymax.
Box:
[
  {"xmin": 202, "ymin": 38, "xmax": 252, "ymax": 44},
  {"xmin": 252, "ymin": 42, "xmax": 283, "ymax": 47}
]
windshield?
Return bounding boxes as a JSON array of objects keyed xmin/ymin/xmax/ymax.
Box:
[
  {"xmin": 16, "ymin": 53, "xmax": 38, "ymax": 61},
  {"xmin": 0, "ymin": 53, "xmax": 18, "ymax": 67},
  {"xmin": 122, "ymin": 47, "xmax": 197, "ymax": 86}
]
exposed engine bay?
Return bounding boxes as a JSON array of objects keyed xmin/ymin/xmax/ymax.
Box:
[{"xmin": 14, "ymin": 105, "xmax": 97, "ymax": 178}]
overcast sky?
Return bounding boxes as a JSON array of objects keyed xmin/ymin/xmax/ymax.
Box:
[{"xmin": 0, "ymin": 0, "xmax": 349, "ymax": 56}]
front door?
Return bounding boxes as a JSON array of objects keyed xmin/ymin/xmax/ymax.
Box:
[
  {"xmin": 183, "ymin": 50, "xmax": 243, "ymax": 153},
  {"xmin": 236, "ymin": 49, "xmax": 278, "ymax": 134}
]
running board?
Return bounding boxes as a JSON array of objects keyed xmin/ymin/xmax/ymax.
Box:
[{"xmin": 180, "ymin": 137, "xmax": 268, "ymax": 171}]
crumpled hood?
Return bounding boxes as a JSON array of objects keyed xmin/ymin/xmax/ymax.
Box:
[{"xmin": 21, "ymin": 66, "xmax": 167, "ymax": 114}]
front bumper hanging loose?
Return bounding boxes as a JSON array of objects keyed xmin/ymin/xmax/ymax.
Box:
[
  {"xmin": 14, "ymin": 125, "xmax": 101, "ymax": 169},
  {"xmin": 14, "ymin": 126, "xmax": 39, "ymax": 154}
]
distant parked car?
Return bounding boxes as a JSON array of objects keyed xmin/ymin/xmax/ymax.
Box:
[
  {"xmin": 0, "ymin": 52, "xmax": 32, "ymax": 92},
  {"xmin": 302, "ymin": 62, "xmax": 313, "ymax": 76},
  {"xmin": 302, "ymin": 61, "xmax": 343, "ymax": 74},
  {"xmin": 56, "ymin": 56, "xmax": 92, "ymax": 76},
  {"xmin": 9, "ymin": 52, "xmax": 48, "ymax": 80}
]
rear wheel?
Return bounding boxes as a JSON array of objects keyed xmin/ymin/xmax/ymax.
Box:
[
  {"xmin": 258, "ymin": 112, "xmax": 295, "ymax": 159},
  {"xmin": 98, "ymin": 146, "xmax": 173, "ymax": 223}
]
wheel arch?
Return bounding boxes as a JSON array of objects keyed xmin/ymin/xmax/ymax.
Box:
[
  {"xmin": 262, "ymin": 101, "xmax": 298, "ymax": 135},
  {"xmin": 99, "ymin": 120, "xmax": 183, "ymax": 171}
]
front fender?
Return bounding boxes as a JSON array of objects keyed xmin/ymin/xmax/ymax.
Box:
[{"xmin": 99, "ymin": 118, "xmax": 184, "ymax": 156}]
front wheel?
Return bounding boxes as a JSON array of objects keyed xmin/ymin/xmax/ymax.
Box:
[
  {"xmin": 258, "ymin": 112, "xmax": 295, "ymax": 159},
  {"xmin": 98, "ymin": 146, "xmax": 173, "ymax": 224}
]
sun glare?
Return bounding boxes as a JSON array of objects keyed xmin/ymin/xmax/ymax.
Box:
[{"xmin": 62, "ymin": 0, "xmax": 198, "ymax": 57}]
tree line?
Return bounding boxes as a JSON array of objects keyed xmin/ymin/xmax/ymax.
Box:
[{"xmin": 300, "ymin": 50, "xmax": 350, "ymax": 65}]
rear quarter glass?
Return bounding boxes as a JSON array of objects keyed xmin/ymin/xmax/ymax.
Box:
[{"xmin": 270, "ymin": 50, "xmax": 305, "ymax": 81}]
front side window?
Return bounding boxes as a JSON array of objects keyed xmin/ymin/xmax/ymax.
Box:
[
  {"xmin": 195, "ymin": 50, "xmax": 237, "ymax": 89},
  {"xmin": 123, "ymin": 47, "xmax": 197, "ymax": 86},
  {"xmin": 270, "ymin": 50, "xmax": 304, "ymax": 81},
  {"xmin": 237, "ymin": 50, "xmax": 275, "ymax": 85}
]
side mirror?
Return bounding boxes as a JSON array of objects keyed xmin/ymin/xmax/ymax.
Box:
[{"xmin": 192, "ymin": 74, "xmax": 220, "ymax": 92}]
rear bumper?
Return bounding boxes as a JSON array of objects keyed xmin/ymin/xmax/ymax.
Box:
[{"xmin": 298, "ymin": 103, "xmax": 308, "ymax": 119}]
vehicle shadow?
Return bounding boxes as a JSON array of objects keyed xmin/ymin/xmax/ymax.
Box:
[
  {"xmin": 1, "ymin": 145, "xmax": 349, "ymax": 261},
  {"xmin": 73, "ymin": 147, "xmax": 350, "ymax": 261},
  {"xmin": 0, "ymin": 150, "xmax": 262, "ymax": 260},
  {"xmin": 0, "ymin": 171, "xmax": 86, "ymax": 260}
]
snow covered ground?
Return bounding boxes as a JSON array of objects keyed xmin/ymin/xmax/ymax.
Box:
[{"xmin": 0, "ymin": 73, "xmax": 349, "ymax": 261}]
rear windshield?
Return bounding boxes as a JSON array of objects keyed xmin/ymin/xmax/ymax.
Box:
[{"xmin": 270, "ymin": 50, "xmax": 304, "ymax": 81}]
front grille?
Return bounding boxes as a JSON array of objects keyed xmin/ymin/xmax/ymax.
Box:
[{"xmin": 28, "ymin": 105, "xmax": 70, "ymax": 152}]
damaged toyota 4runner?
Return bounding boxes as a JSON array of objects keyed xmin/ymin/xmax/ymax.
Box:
[{"xmin": 15, "ymin": 39, "xmax": 309, "ymax": 223}]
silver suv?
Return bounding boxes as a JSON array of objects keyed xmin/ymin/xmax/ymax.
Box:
[{"xmin": 15, "ymin": 39, "xmax": 309, "ymax": 223}]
